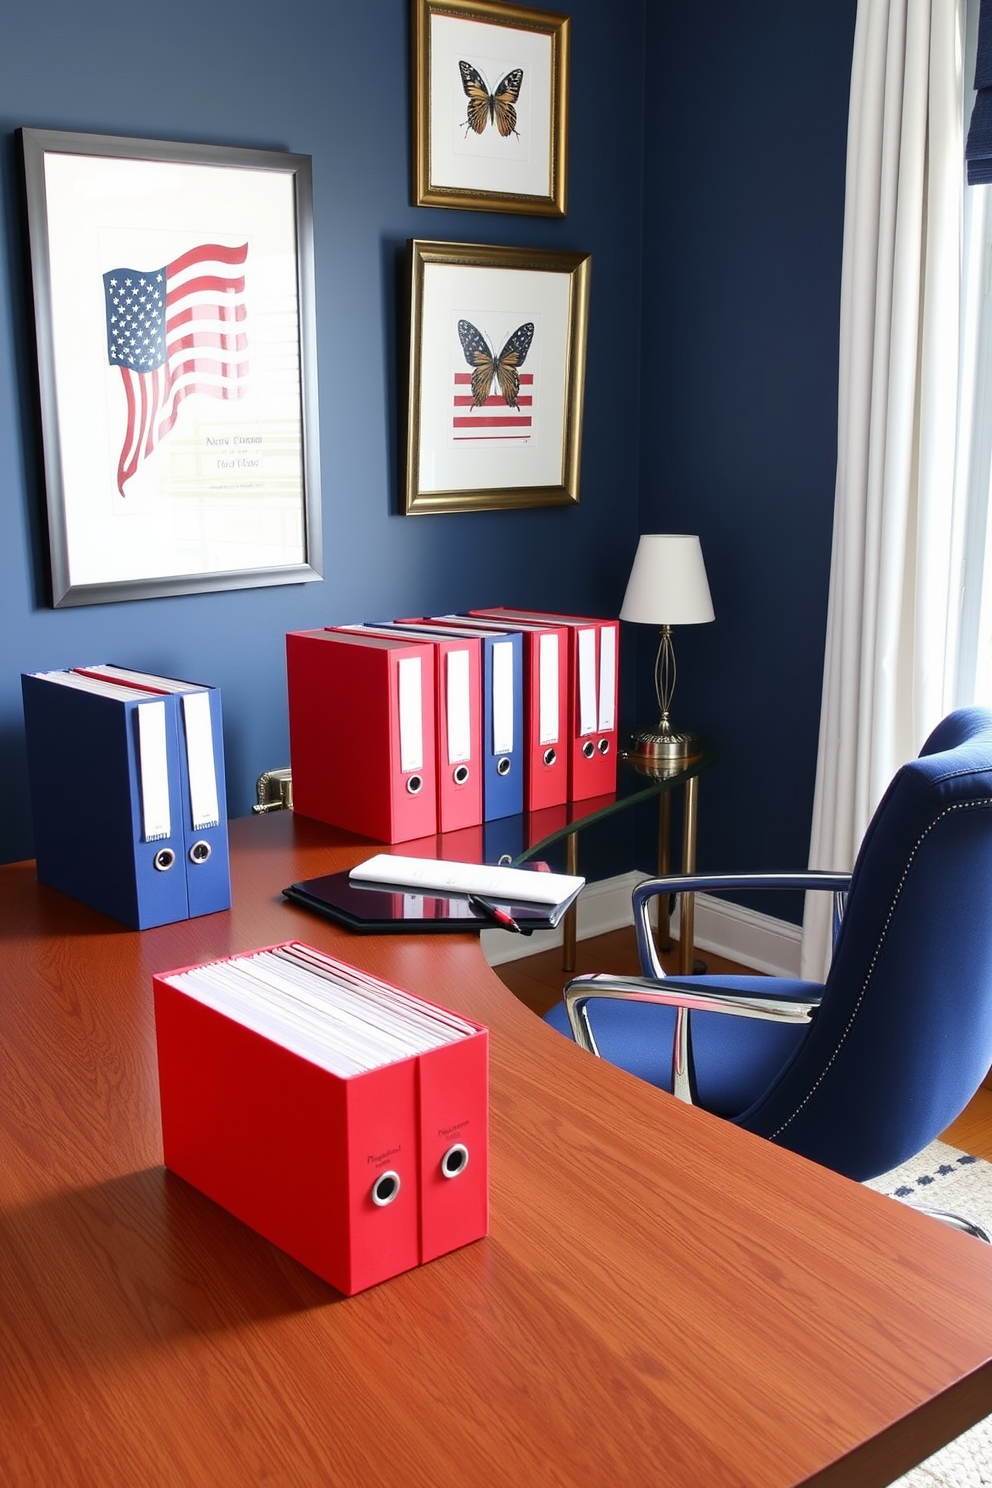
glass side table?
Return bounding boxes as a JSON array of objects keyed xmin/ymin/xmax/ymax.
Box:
[{"xmin": 470, "ymin": 739, "xmax": 719, "ymax": 975}]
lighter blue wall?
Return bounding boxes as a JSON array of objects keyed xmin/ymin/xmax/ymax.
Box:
[
  {"xmin": 0, "ymin": 0, "xmax": 647, "ymax": 864},
  {"xmin": 0, "ymin": 0, "xmax": 857, "ymax": 891}
]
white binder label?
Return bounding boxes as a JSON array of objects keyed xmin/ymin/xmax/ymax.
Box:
[
  {"xmin": 446, "ymin": 649, "xmax": 471, "ymax": 765},
  {"xmin": 492, "ymin": 641, "xmax": 514, "ymax": 755},
  {"xmin": 136, "ymin": 700, "xmax": 171, "ymax": 842},
  {"xmin": 577, "ymin": 629, "xmax": 598, "ymax": 736},
  {"xmin": 538, "ymin": 632, "xmax": 560, "ymax": 745},
  {"xmin": 598, "ymin": 627, "xmax": 616, "ymax": 733},
  {"xmin": 182, "ymin": 691, "xmax": 221, "ymax": 830},
  {"xmin": 398, "ymin": 657, "xmax": 424, "ymax": 773}
]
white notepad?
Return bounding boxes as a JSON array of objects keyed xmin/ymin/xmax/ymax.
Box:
[{"xmin": 349, "ymin": 854, "xmax": 585, "ymax": 909}]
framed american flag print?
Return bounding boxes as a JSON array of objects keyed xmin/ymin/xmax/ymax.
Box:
[
  {"xmin": 20, "ymin": 129, "xmax": 322, "ymax": 607},
  {"xmin": 404, "ymin": 239, "xmax": 590, "ymax": 515}
]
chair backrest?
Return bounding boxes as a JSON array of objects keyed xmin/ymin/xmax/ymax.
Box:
[{"xmin": 740, "ymin": 707, "xmax": 992, "ymax": 1180}]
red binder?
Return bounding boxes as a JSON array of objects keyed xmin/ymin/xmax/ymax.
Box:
[
  {"xmin": 428, "ymin": 614, "xmax": 569, "ymax": 812},
  {"xmin": 153, "ymin": 944, "xmax": 489, "ymax": 1296},
  {"xmin": 287, "ymin": 628, "xmax": 437, "ymax": 843},
  {"xmin": 332, "ymin": 626, "xmax": 483, "ymax": 835},
  {"xmin": 416, "ymin": 1033, "xmax": 489, "ymax": 1262},
  {"xmin": 469, "ymin": 610, "xmax": 619, "ymax": 800}
]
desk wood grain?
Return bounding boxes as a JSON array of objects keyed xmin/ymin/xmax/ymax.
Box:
[{"xmin": 3, "ymin": 812, "xmax": 992, "ymax": 1488}]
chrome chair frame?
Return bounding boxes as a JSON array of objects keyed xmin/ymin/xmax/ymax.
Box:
[
  {"xmin": 920, "ymin": 1209, "xmax": 992, "ymax": 1242},
  {"xmin": 564, "ymin": 870, "xmax": 850, "ymax": 1104}
]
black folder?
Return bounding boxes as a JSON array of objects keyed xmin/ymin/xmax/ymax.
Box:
[{"xmin": 282, "ymin": 869, "xmax": 557, "ymax": 934}]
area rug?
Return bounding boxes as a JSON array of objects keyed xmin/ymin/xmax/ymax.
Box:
[{"xmin": 866, "ymin": 1141, "xmax": 992, "ymax": 1487}]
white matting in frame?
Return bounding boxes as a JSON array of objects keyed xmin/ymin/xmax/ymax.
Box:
[
  {"xmin": 430, "ymin": 14, "xmax": 553, "ymax": 200},
  {"xmin": 419, "ymin": 261, "xmax": 569, "ymax": 492},
  {"xmin": 21, "ymin": 129, "xmax": 322, "ymax": 606}
]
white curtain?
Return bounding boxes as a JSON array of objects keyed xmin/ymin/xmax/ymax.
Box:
[{"xmin": 802, "ymin": 0, "xmax": 965, "ymax": 980}]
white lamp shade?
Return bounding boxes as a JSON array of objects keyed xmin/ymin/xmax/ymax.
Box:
[{"xmin": 619, "ymin": 534, "xmax": 715, "ymax": 626}]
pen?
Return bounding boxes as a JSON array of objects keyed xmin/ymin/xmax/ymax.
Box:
[{"xmin": 467, "ymin": 894, "xmax": 526, "ymax": 934}]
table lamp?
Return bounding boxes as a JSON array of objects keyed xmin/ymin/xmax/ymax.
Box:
[{"xmin": 620, "ymin": 533, "xmax": 715, "ymax": 765}]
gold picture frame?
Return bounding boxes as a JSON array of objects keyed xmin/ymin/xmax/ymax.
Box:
[
  {"xmin": 404, "ymin": 238, "xmax": 590, "ymax": 515},
  {"xmin": 412, "ymin": 0, "xmax": 569, "ymax": 217}
]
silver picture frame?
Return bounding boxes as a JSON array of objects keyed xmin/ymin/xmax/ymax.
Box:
[{"xmin": 21, "ymin": 128, "xmax": 323, "ymax": 606}]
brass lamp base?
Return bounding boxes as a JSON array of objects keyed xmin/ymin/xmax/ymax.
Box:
[{"xmin": 626, "ymin": 724, "xmax": 702, "ymax": 768}]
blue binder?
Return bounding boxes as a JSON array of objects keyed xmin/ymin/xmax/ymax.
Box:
[
  {"xmin": 482, "ymin": 813, "xmax": 527, "ymax": 865},
  {"xmin": 21, "ymin": 668, "xmax": 231, "ymax": 929},
  {"xmin": 173, "ymin": 684, "xmax": 231, "ymax": 918},
  {"xmin": 367, "ymin": 622, "xmax": 524, "ymax": 821}
]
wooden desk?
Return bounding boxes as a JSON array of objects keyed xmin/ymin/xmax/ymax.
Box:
[{"xmin": 4, "ymin": 812, "xmax": 992, "ymax": 1488}]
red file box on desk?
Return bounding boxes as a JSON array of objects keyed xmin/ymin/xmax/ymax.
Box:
[
  {"xmin": 153, "ymin": 942, "xmax": 489, "ymax": 1296},
  {"xmin": 287, "ymin": 628, "xmax": 438, "ymax": 843}
]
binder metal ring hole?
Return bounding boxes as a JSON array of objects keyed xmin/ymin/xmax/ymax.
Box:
[
  {"xmin": 598, "ymin": 738, "xmax": 611, "ymax": 755},
  {"xmin": 406, "ymin": 775, "xmax": 423, "ymax": 795},
  {"xmin": 582, "ymin": 741, "xmax": 595, "ymax": 759},
  {"xmin": 453, "ymin": 765, "xmax": 470, "ymax": 786},
  {"xmin": 189, "ymin": 840, "xmax": 211, "ymax": 864},
  {"xmin": 496, "ymin": 757, "xmax": 511, "ymax": 776},
  {"xmin": 440, "ymin": 1143, "xmax": 469, "ymax": 1179},
  {"xmin": 371, "ymin": 1170, "xmax": 401, "ymax": 1207},
  {"xmin": 543, "ymin": 748, "xmax": 557, "ymax": 767},
  {"xmin": 153, "ymin": 848, "xmax": 176, "ymax": 872}
]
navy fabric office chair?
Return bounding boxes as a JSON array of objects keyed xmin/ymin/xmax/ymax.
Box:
[{"xmin": 545, "ymin": 708, "xmax": 992, "ymax": 1183}]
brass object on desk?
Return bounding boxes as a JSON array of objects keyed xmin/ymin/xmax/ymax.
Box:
[
  {"xmin": 623, "ymin": 734, "xmax": 703, "ymax": 772},
  {"xmin": 253, "ymin": 767, "xmax": 293, "ymax": 813}
]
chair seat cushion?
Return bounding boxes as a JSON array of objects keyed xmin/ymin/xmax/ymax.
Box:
[{"xmin": 544, "ymin": 976, "xmax": 818, "ymax": 1118}]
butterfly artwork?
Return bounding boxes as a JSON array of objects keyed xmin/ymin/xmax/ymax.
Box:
[
  {"xmin": 457, "ymin": 319, "xmax": 535, "ymax": 409},
  {"xmin": 458, "ymin": 61, "xmax": 523, "ymax": 140}
]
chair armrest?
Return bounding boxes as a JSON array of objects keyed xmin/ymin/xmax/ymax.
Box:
[
  {"xmin": 564, "ymin": 973, "xmax": 819, "ymax": 1050},
  {"xmin": 632, "ymin": 872, "xmax": 851, "ymax": 979},
  {"xmin": 632, "ymin": 870, "xmax": 851, "ymax": 901},
  {"xmin": 563, "ymin": 974, "xmax": 821, "ymax": 1103}
]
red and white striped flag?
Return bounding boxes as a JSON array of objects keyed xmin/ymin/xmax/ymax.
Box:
[
  {"xmin": 103, "ymin": 242, "xmax": 249, "ymax": 496},
  {"xmin": 452, "ymin": 371, "xmax": 534, "ymax": 441}
]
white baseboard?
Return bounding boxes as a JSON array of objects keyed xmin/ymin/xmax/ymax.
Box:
[
  {"xmin": 481, "ymin": 871, "xmax": 802, "ymax": 978},
  {"xmin": 687, "ymin": 891, "xmax": 802, "ymax": 978}
]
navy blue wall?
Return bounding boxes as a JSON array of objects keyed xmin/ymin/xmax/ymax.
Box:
[
  {"xmin": 633, "ymin": 0, "xmax": 857, "ymax": 912},
  {"xmin": 0, "ymin": 0, "xmax": 856, "ymax": 896}
]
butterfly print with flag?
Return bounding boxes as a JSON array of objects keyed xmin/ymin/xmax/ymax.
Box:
[
  {"xmin": 103, "ymin": 242, "xmax": 249, "ymax": 496},
  {"xmin": 453, "ymin": 319, "xmax": 534, "ymax": 442}
]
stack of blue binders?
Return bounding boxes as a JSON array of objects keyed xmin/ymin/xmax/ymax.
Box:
[{"xmin": 21, "ymin": 664, "xmax": 231, "ymax": 930}]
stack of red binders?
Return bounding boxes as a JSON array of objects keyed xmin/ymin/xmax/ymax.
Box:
[{"xmin": 285, "ymin": 608, "xmax": 619, "ymax": 844}]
